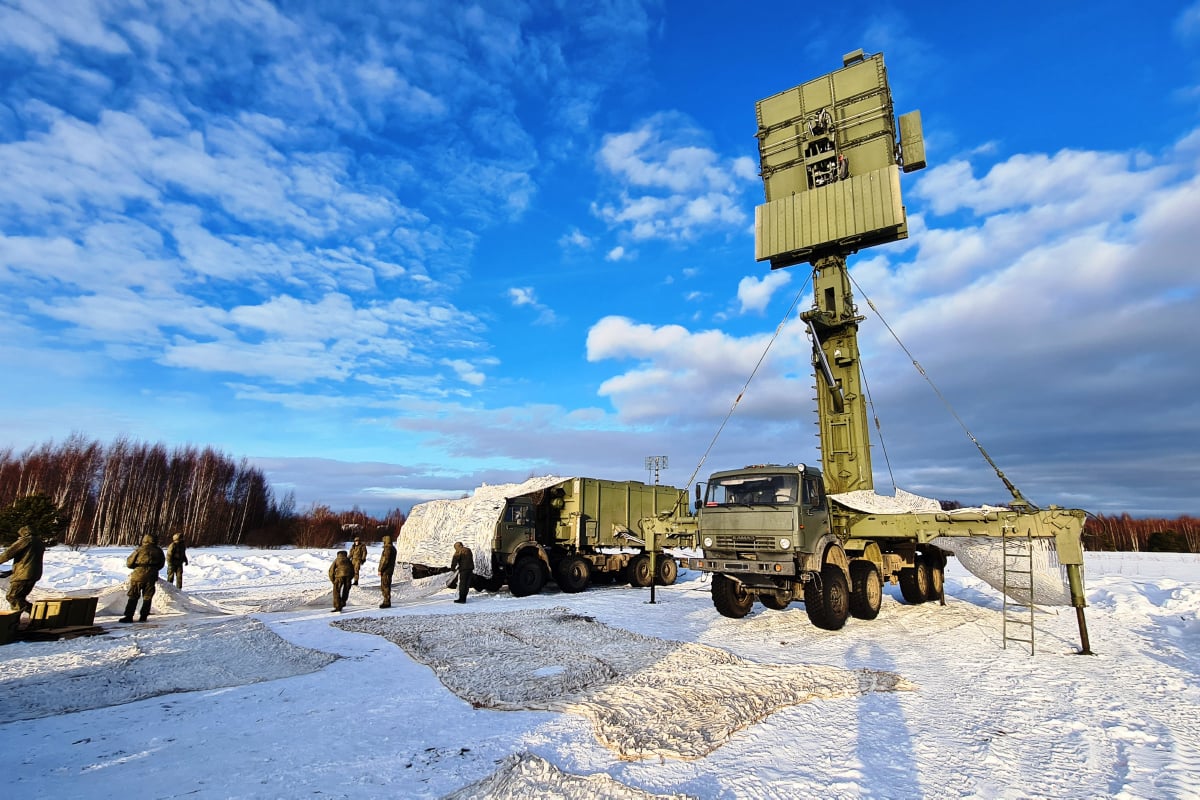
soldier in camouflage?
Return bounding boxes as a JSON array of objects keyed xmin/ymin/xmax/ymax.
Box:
[
  {"xmin": 329, "ymin": 550, "xmax": 354, "ymax": 612},
  {"xmin": 121, "ymin": 533, "xmax": 165, "ymax": 623},
  {"xmin": 348, "ymin": 537, "xmax": 367, "ymax": 586},
  {"xmin": 165, "ymin": 533, "xmax": 188, "ymax": 589},
  {"xmin": 450, "ymin": 541, "xmax": 474, "ymax": 604},
  {"xmin": 378, "ymin": 535, "xmax": 396, "ymax": 609},
  {"xmin": 0, "ymin": 526, "xmax": 49, "ymax": 614}
]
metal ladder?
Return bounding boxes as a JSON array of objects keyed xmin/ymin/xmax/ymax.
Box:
[{"xmin": 1002, "ymin": 529, "xmax": 1036, "ymax": 654}]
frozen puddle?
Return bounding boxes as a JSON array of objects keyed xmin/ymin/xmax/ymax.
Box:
[
  {"xmin": 336, "ymin": 608, "xmax": 914, "ymax": 760},
  {"xmin": 0, "ymin": 617, "xmax": 338, "ymax": 720}
]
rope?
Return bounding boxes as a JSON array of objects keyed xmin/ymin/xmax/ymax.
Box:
[
  {"xmin": 858, "ymin": 361, "xmax": 897, "ymax": 494},
  {"xmin": 682, "ymin": 272, "xmax": 814, "ymax": 493},
  {"xmin": 845, "ymin": 270, "xmax": 1036, "ymax": 509}
]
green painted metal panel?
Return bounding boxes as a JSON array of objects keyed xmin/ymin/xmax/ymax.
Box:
[{"xmin": 755, "ymin": 164, "xmax": 907, "ymax": 266}]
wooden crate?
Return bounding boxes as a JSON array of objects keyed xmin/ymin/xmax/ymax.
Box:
[{"xmin": 28, "ymin": 597, "xmax": 98, "ymax": 631}]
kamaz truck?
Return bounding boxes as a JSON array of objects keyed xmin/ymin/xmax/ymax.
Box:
[
  {"xmin": 396, "ymin": 476, "xmax": 696, "ymax": 597},
  {"xmin": 688, "ymin": 50, "xmax": 1091, "ymax": 651}
]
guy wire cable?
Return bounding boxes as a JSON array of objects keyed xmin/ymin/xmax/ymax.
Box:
[
  {"xmin": 846, "ymin": 270, "xmax": 1036, "ymax": 508},
  {"xmin": 683, "ymin": 271, "xmax": 813, "ymax": 492}
]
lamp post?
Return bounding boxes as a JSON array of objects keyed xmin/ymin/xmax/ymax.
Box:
[{"xmin": 645, "ymin": 455, "xmax": 668, "ymax": 486}]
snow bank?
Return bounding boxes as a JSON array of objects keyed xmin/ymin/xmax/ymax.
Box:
[
  {"xmin": 0, "ymin": 617, "xmax": 338, "ymax": 721},
  {"xmin": 336, "ymin": 608, "xmax": 913, "ymax": 761}
]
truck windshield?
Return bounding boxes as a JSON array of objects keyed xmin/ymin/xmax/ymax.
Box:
[{"xmin": 705, "ymin": 475, "xmax": 799, "ymax": 506}]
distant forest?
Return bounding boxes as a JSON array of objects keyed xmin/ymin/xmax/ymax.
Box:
[
  {"xmin": 0, "ymin": 435, "xmax": 1193, "ymax": 553},
  {"xmin": 1083, "ymin": 513, "xmax": 1197, "ymax": 553},
  {"xmin": 0, "ymin": 434, "xmax": 405, "ymax": 548}
]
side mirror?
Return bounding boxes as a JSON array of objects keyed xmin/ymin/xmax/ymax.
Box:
[{"xmin": 694, "ymin": 483, "xmax": 703, "ymax": 505}]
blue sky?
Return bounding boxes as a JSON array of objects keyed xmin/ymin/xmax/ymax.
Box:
[{"xmin": 1, "ymin": 0, "xmax": 1198, "ymax": 517}]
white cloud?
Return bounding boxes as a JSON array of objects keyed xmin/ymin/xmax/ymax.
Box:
[
  {"xmin": 594, "ymin": 112, "xmax": 758, "ymax": 242},
  {"xmin": 1176, "ymin": 1, "xmax": 1200, "ymax": 37},
  {"xmin": 506, "ymin": 287, "xmax": 557, "ymax": 325},
  {"xmin": 737, "ymin": 270, "xmax": 791, "ymax": 315},
  {"xmin": 559, "ymin": 228, "xmax": 592, "ymax": 249},
  {"xmin": 606, "ymin": 246, "xmax": 627, "ymax": 261},
  {"xmin": 443, "ymin": 358, "xmax": 487, "ymax": 387}
]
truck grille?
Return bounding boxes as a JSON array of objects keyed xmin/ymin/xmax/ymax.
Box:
[{"xmin": 713, "ymin": 534, "xmax": 776, "ymax": 551}]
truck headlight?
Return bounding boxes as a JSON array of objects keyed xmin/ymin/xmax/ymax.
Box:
[
  {"xmin": 778, "ymin": 538, "xmax": 791, "ymax": 550},
  {"xmin": 702, "ymin": 536, "xmax": 714, "ymax": 548}
]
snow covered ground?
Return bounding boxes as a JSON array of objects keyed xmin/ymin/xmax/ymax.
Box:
[{"xmin": 1, "ymin": 546, "xmax": 1197, "ymax": 799}]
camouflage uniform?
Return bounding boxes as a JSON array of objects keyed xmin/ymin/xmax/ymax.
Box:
[
  {"xmin": 377, "ymin": 535, "xmax": 396, "ymax": 608},
  {"xmin": 165, "ymin": 534, "xmax": 188, "ymax": 590},
  {"xmin": 121, "ymin": 534, "xmax": 165, "ymax": 623},
  {"xmin": 329, "ymin": 550, "xmax": 354, "ymax": 612},
  {"xmin": 0, "ymin": 526, "xmax": 47, "ymax": 614},
  {"xmin": 450, "ymin": 542, "xmax": 474, "ymax": 603},
  {"xmin": 348, "ymin": 538, "xmax": 367, "ymax": 586}
]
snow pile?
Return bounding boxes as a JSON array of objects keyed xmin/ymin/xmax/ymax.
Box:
[
  {"xmin": 445, "ymin": 752, "xmax": 694, "ymax": 800},
  {"xmin": 395, "ymin": 475, "xmax": 566, "ymax": 576},
  {"xmin": 336, "ymin": 608, "xmax": 913, "ymax": 760},
  {"xmin": 0, "ymin": 617, "xmax": 338, "ymax": 720}
]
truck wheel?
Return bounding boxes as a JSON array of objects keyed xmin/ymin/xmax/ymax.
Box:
[
  {"xmin": 922, "ymin": 548, "xmax": 945, "ymax": 601},
  {"xmin": 655, "ymin": 555, "xmax": 678, "ymax": 586},
  {"xmin": 509, "ymin": 557, "xmax": 548, "ymax": 597},
  {"xmin": 898, "ymin": 556, "xmax": 932, "ymax": 604},
  {"xmin": 849, "ymin": 562, "xmax": 882, "ymax": 620},
  {"xmin": 803, "ymin": 565, "xmax": 850, "ymax": 630},
  {"xmin": 626, "ymin": 554, "xmax": 653, "ymax": 588},
  {"xmin": 712, "ymin": 573, "xmax": 754, "ymax": 618},
  {"xmin": 555, "ymin": 555, "xmax": 591, "ymax": 593}
]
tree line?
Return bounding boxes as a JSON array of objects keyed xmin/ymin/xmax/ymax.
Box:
[
  {"xmin": 1083, "ymin": 513, "xmax": 1198, "ymax": 553},
  {"xmin": 0, "ymin": 434, "xmax": 404, "ymax": 548}
]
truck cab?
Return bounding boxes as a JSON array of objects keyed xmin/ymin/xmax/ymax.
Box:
[
  {"xmin": 691, "ymin": 463, "xmax": 883, "ymax": 629},
  {"xmin": 696, "ymin": 464, "xmax": 830, "ymax": 572}
]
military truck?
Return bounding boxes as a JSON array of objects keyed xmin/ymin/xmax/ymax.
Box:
[
  {"xmin": 688, "ymin": 50, "xmax": 1091, "ymax": 651},
  {"xmin": 396, "ymin": 476, "xmax": 697, "ymax": 597}
]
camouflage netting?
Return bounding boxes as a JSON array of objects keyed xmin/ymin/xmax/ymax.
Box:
[
  {"xmin": 337, "ymin": 608, "xmax": 913, "ymax": 761},
  {"xmin": 930, "ymin": 535, "xmax": 1073, "ymax": 606},
  {"xmin": 831, "ymin": 488, "xmax": 1073, "ymax": 606},
  {"xmin": 0, "ymin": 617, "xmax": 338, "ymax": 721},
  {"xmin": 444, "ymin": 752, "xmax": 695, "ymax": 800},
  {"xmin": 395, "ymin": 476, "xmax": 566, "ymax": 578}
]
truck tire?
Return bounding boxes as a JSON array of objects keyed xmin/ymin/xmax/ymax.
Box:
[
  {"xmin": 712, "ymin": 573, "xmax": 754, "ymax": 618},
  {"xmin": 509, "ymin": 557, "xmax": 548, "ymax": 597},
  {"xmin": 655, "ymin": 555, "xmax": 678, "ymax": 586},
  {"xmin": 803, "ymin": 565, "xmax": 850, "ymax": 630},
  {"xmin": 898, "ymin": 556, "xmax": 932, "ymax": 604},
  {"xmin": 555, "ymin": 555, "xmax": 591, "ymax": 593},
  {"xmin": 922, "ymin": 548, "xmax": 945, "ymax": 601},
  {"xmin": 849, "ymin": 561, "xmax": 882, "ymax": 620},
  {"xmin": 626, "ymin": 554, "xmax": 653, "ymax": 588}
]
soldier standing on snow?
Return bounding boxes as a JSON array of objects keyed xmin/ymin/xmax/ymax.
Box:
[
  {"xmin": 348, "ymin": 537, "xmax": 367, "ymax": 586},
  {"xmin": 0, "ymin": 526, "xmax": 51, "ymax": 615},
  {"xmin": 121, "ymin": 534, "xmax": 165, "ymax": 623},
  {"xmin": 165, "ymin": 533, "xmax": 189, "ymax": 590},
  {"xmin": 329, "ymin": 550, "xmax": 354, "ymax": 612},
  {"xmin": 450, "ymin": 541, "xmax": 474, "ymax": 604},
  {"xmin": 377, "ymin": 535, "xmax": 396, "ymax": 609}
]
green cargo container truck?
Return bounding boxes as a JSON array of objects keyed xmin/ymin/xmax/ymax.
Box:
[{"xmin": 396, "ymin": 476, "xmax": 696, "ymax": 597}]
